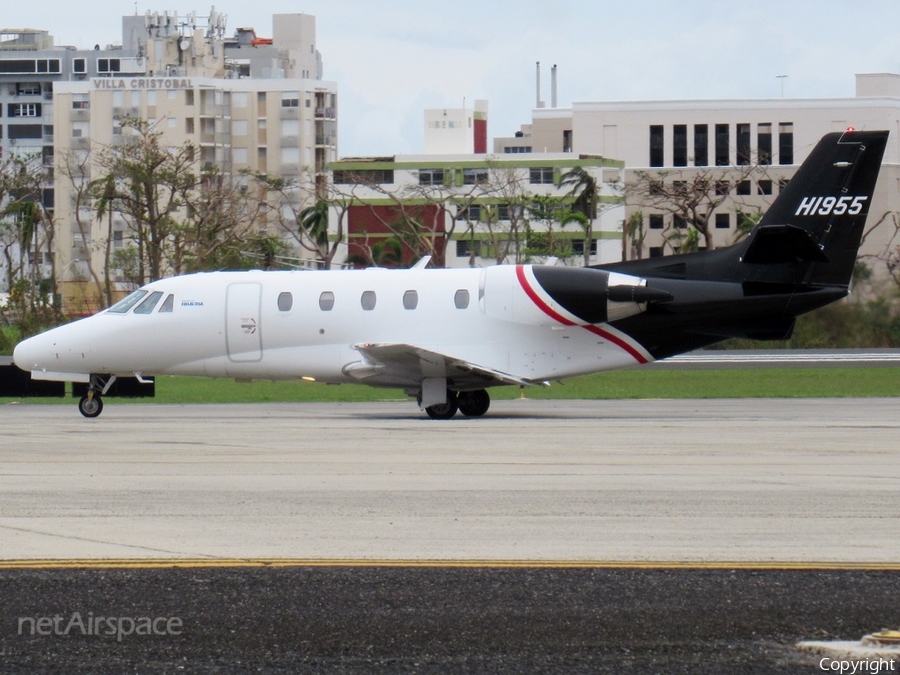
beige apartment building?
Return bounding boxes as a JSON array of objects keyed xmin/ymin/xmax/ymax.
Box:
[
  {"xmin": 495, "ymin": 73, "xmax": 900, "ymax": 281},
  {"xmin": 48, "ymin": 11, "xmax": 337, "ymax": 312}
]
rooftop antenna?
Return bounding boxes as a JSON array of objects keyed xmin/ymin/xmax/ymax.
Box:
[
  {"xmin": 551, "ymin": 64, "xmax": 557, "ymax": 108},
  {"xmin": 535, "ymin": 61, "xmax": 541, "ymax": 108},
  {"xmin": 777, "ymin": 74, "xmax": 788, "ymax": 97}
]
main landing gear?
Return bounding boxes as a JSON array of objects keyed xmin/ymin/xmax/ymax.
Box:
[
  {"xmin": 78, "ymin": 374, "xmax": 117, "ymax": 418},
  {"xmin": 423, "ymin": 389, "xmax": 491, "ymax": 419}
]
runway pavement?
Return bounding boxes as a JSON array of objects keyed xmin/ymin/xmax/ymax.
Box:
[
  {"xmin": 3, "ymin": 398, "xmax": 900, "ymax": 673},
  {"xmin": 1, "ymin": 398, "xmax": 899, "ymax": 562}
]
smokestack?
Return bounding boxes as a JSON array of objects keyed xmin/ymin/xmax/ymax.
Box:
[
  {"xmin": 535, "ymin": 61, "xmax": 541, "ymax": 108},
  {"xmin": 551, "ymin": 64, "xmax": 557, "ymax": 108}
]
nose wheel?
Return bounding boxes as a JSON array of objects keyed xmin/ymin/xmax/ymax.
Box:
[
  {"xmin": 78, "ymin": 393, "xmax": 103, "ymax": 418},
  {"xmin": 77, "ymin": 374, "xmax": 116, "ymax": 418}
]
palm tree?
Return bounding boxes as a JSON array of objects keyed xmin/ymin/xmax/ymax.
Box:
[
  {"xmin": 298, "ymin": 199, "xmax": 330, "ymax": 266},
  {"xmin": 560, "ymin": 167, "xmax": 599, "ymax": 266}
]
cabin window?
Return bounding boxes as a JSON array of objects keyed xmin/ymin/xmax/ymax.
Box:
[
  {"xmin": 107, "ymin": 290, "xmax": 148, "ymax": 313},
  {"xmin": 402, "ymin": 290, "xmax": 418, "ymax": 310},
  {"xmin": 159, "ymin": 294, "xmax": 175, "ymax": 313},
  {"xmin": 319, "ymin": 291, "xmax": 335, "ymax": 311},
  {"xmin": 134, "ymin": 291, "xmax": 164, "ymax": 315},
  {"xmin": 277, "ymin": 292, "xmax": 293, "ymax": 312},
  {"xmin": 454, "ymin": 289, "xmax": 470, "ymax": 309},
  {"xmin": 361, "ymin": 290, "xmax": 377, "ymax": 311}
]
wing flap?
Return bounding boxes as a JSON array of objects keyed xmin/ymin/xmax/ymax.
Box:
[{"xmin": 348, "ymin": 342, "xmax": 538, "ymax": 388}]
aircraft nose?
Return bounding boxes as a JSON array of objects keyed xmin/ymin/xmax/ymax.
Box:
[{"xmin": 13, "ymin": 333, "xmax": 51, "ymax": 372}]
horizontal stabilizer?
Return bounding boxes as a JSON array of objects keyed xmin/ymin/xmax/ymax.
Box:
[{"xmin": 742, "ymin": 225, "xmax": 829, "ymax": 265}]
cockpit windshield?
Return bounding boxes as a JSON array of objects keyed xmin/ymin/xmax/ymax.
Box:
[
  {"xmin": 133, "ymin": 291, "xmax": 164, "ymax": 314},
  {"xmin": 107, "ymin": 290, "xmax": 149, "ymax": 314},
  {"xmin": 106, "ymin": 290, "xmax": 174, "ymax": 315}
]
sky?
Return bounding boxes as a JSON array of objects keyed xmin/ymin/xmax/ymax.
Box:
[{"xmin": 10, "ymin": 1, "xmax": 900, "ymax": 156}]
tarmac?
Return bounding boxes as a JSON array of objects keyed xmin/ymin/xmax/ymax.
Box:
[
  {"xmin": 1, "ymin": 398, "xmax": 899, "ymax": 562},
  {"xmin": 3, "ymin": 397, "xmax": 900, "ymax": 673}
]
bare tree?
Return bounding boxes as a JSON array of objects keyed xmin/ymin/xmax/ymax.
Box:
[
  {"xmin": 626, "ymin": 164, "xmax": 763, "ymax": 253},
  {"xmin": 94, "ymin": 119, "xmax": 199, "ymax": 282},
  {"xmin": 1, "ymin": 153, "xmax": 59, "ymax": 323}
]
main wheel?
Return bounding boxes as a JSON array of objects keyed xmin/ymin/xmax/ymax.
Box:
[
  {"xmin": 457, "ymin": 389, "xmax": 490, "ymax": 417},
  {"xmin": 78, "ymin": 394, "xmax": 103, "ymax": 418},
  {"xmin": 425, "ymin": 392, "xmax": 458, "ymax": 419}
]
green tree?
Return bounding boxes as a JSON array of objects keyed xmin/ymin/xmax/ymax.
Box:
[
  {"xmin": 95, "ymin": 119, "xmax": 199, "ymax": 282},
  {"xmin": 560, "ymin": 166, "xmax": 599, "ymax": 266}
]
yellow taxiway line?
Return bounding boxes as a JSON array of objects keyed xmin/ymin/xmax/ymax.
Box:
[{"xmin": 2, "ymin": 559, "xmax": 900, "ymax": 571}]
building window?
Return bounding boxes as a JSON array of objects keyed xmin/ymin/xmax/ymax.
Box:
[
  {"xmin": 649, "ymin": 214, "xmax": 664, "ymax": 230},
  {"xmin": 9, "ymin": 124, "xmax": 42, "ymax": 139},
  {"xmin": 673, "ymin": 125, "xmax": 687, "ymax": 167},
  {"xmin": 97, "ymin": 58, "xmax": 121, "ymax": 73},
  {"xmin": 319, "ymin": 291, "xmax": 335, "ymax": 311},
  {"xmin": 277, "ymin": 292, "xmax": 293, "ymax": 312},
  {"xmin": 758, "ymin": 123, "xmax": 772, "ymax": 165},
  {"xmin": 737, "ymin": 123, "xmax": 751, "ymax": 165},
  {"xmin": 402, "ymin": 290, "xmax": 418, "ymax": 310},
  {"xmin": 9, "ymin": 103, "xmax": 40, "ymax": 117},
  {"xmin": 649, "ymin": 125, "xmax": 664, "ymax": 167},
  {"xmin": 572, "ymin": 239, "xmax": 597, "ymax": 256},
  {"xmin": 72, "ymin": 94, "xmax": 90, "ymax": 110},
  {"xmin": 360, "ymin": 290, "xmax": 376, "ymax": 311},
  {"xmin": 715, "ymin": 124, "xmax": 729, "ymax": 166},
  {"xmin": 778, "ymin": 123, "xmax": 793, "ymax": 165},
  {"xmin": 674, "ymin": 214, "xmax": 686, "ymax": 229},
  {"xmin": 715, "ymin": 213, "xmax": 730, "ymax": 229},
  {"xmin": 0, "ymin": 59, "xmax": 59, "ymax": 74},
  {"xmin": 418, "ymin": 168, "xmax": 445, "ymax": 186},
  {"xmin": 529, "ymin": 167, "xmax": 554, "ymax": 184},
  {"xmin": 456, "ymin": 240, "xmax": 472, "ymax": 257},
  {"xmin": 332, "ymin": 169, "xmax": 394, "ymax": 185},
  {"xmin": 463, "ymin": 168, "xmax": 488, "ymax": 185},
  {"xmin": 281, "ymin": 92, "xmax": 299, "ymax": 108},
  {"xmin": 694, "ymin": 124, "xmax": 708, "ymax": 167},
  {"xmin": 757, "ymin": 180, "xmax": 773, "ymax": 195},
  {"xmin": 737, "ymin": 180, "xmax": 751, "ymax": 196},
  {"xmin": 454, "ymin": 289, "xmax": 470, "ymax": 309},
  {"xmin": 715, "ymin": 180, "xmax": 729, "ymax": 196},
  {"xmin": 456, "ymin": 205, "xmax": 480, "ymax": 221},
  {"xmin": 649, "ymin": 247, "xmax": 664, "ymax": 258},
  {"xmin": 15, "ymin": 82, "xmax": 40, "ymax": 96}
]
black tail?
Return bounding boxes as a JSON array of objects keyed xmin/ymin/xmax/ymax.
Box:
[
  {"xmin": 738, "ymin": 129, "xmax": 888, "ymax": 288},
  {"xmin": 596, "ymin": 130, "xmax": 890, "ymax": 358},
  {"xmin": 602, "ymin": 129, "xmax": 889, "ymax": 289}
]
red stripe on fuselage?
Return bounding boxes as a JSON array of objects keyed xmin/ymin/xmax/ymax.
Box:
[{"xmin": 515, "ymin": 265, "xmax": 649, "ymax": 365}]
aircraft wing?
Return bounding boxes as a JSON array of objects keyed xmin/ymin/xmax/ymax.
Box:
[{"xmin": 347, "ymin": 342, "xmax": 539, "ymax": 389}]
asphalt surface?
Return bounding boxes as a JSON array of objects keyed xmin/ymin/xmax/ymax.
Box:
[
  {"xmin": 3, "ymin": 399, "xmax": 900, "ymax": 561},
  {"xmin": 3, "ymin": 397, "xmax": 900, "ymax": 672},
  {"xmin": 4, "ymin": 565, "xmax": 900, "ymax": 674}
]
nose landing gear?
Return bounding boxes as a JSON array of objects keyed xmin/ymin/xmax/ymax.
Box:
[{"xmin": 78, "ymin": 374, "xmax": 117, "ymax": 418}]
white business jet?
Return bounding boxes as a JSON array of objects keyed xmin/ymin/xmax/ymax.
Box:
[{"xmin": 13, "ymin": 130, "xmax": 889, "ymax": 418}]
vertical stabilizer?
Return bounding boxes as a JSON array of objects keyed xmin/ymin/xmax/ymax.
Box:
[{"xmin": 745, "ymin": 130, "xmax": 888, "ymax": 287}]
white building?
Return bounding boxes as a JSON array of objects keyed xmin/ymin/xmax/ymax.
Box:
[
  {"xmin": 49, "ymin": 11, "xmax": 337, "ymax": 313},
  {"xmin": 424, "ymin": 100, "xmax": 488, "ymax": 154},
  {"xmin": 329, "ymin": 153, "xmax": 624, "ymax": 268},
  {"xmin": 494, "ymin": 73, "xmax": 900, "ymax": 278}
]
